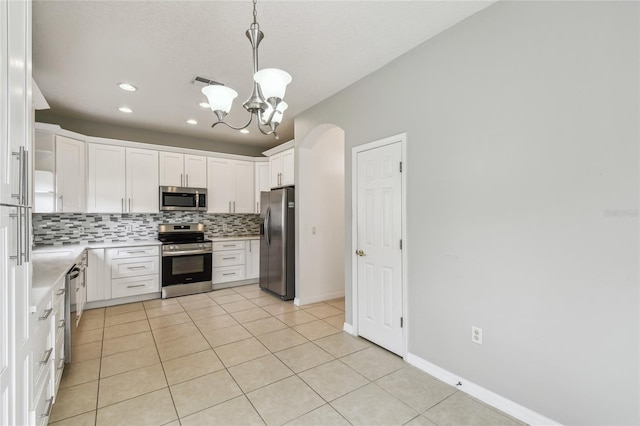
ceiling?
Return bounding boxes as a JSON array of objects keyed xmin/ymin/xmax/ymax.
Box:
[{"xmin": 33, "ymin": 0, "xmax": 496, "ymax": 150}]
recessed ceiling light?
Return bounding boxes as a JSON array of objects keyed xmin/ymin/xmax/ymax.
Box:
[
  {"xmin": 118, "ymin": 83, "xmax": 137, "ymax": 92},
  {"xmin": 240, "ymin": 129, "xmax": 250, "ymax": 134},
  {"xmin": 199, "ymin": 102, "xmax": 210, "ymax": 108},
  {"xmin": 186, "ymin": 119, "xmax": 198, "ymax": 125},
  {"xmin": 118, "ymin": 106, "xmax": 133, "ymax": 113}
]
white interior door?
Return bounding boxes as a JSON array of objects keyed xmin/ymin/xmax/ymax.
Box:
[{"xmin": 356, "ymin": 141, "xmax": 403, "ymax": 355}]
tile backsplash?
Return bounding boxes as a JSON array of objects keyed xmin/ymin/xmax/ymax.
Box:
[{"xmin": 33, "ymin": 212, "xmax": 261, "ymax": 246}]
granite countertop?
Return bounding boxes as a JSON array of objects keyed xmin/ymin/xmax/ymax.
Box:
[{"xmin": 31, "ymin": 240, "xmax": 161, "ymax": 305}]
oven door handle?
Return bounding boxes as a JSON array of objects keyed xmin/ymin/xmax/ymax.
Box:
[{"xmin": 163, "ymin": 249, "xmax": 212, "ymax": 257}]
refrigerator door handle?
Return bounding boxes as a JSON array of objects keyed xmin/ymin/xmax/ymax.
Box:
[{"xmin": 266, "ymin": 207, "xmax": 271, "ymax": 246}]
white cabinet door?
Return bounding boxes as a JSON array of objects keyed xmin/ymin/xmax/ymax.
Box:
[
  {"xmin": 55, "ymin": 135, "xmax": 86, "ymax": 213},
  {"xmin": 159, "ymin": 152, "xmax": 184, "ymax": 187},
  {"xmin": 86, "ymin": 249, "xmax": 108, "ymax": 302},
  {"xmin": 233, "ymin": 161, "xmax": 254, "ymax": 213},
  {"xmin": 269, "ymin": 153, "xmax": 282, "ymax": 188},
  {"xmin": 207, "ymin": 158, "xmax": 232, "ymax": 213},
  {"xmin": 87, "ymin": 144, "xmax": 126, "ymax": 213},
  {"xmin": 246, "ymin": 239, "xmax": 260, "ymax": 279},
  {"xmin": 254, "ymin": 162, "xmax": 269, "ymax": 213},
  {"xmin": 184, "ymin": 154, "xmax": 207, "ymax": 188},
  {"xmin": 126, "ymin": 148, "xmax": 159, "ymax": 213},
  {"xmin": 281, "ymin": 148, "xmax": 295, "ymax": 186}
]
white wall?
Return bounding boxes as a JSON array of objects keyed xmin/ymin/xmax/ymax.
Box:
[
  {"xmin": 296, "ymin": 126, "xmax": 345, "ymax": 304},
  {"xmin": 294, "ymin": 2, "xmax": 639, "ymax": 425}
]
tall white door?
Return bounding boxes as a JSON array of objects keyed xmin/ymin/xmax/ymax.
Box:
[
  {"xmin": 184, "ymin": 154, "xmax": 207, "ymax": 188},
  {"xmin": 356, "ymin": 141, "xmax": 403, "ymax": 355},
  {"xmin": 87, "ymin": 144, "xmax": 126, "ymax": 213},
  {"xmin": 255, "ymin": 162, "xmax": 270, "ymax": 213},
  {"xmin": 159, "ymin": 152, "xmax": 184, "ymax": 187},
  {"xmin": 207, "ymin": 157, "xmax": 232, "ymax": 213},
  {"xmin": 233, "ymin": 160, "xmax": 254, "ymax": 213}
]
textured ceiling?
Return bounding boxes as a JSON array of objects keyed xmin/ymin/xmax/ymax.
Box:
[{"xmin": 33, "ymin": 1, "xmax": 496, "ymax": 150}]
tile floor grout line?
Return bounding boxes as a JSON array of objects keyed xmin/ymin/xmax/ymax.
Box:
[{"xmin": 149, "ymin": 315, "xmax": 182, "ymax": 425}]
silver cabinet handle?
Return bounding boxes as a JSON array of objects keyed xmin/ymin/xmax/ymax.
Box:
[
  {"xmin": 11, "ymin": 149, "xmax": 22, "ymax": 202},
  {"xmin": 229, "ymin": 201, "xmax": 232, "ymax": 213},
  {"xmin": 57, "ymin": 359, "xmax": 65, "ymax": 370},
  {"xmin": 57, "ymin": 319, "xmax": 65, "ymax": 329},
  {"xmin": 39, "ymin": 308, "xmax": 53, "ymax": 321},
  {"xmin": 125, "ymin": 250, "xmax": 147, "ymax": 254},
  {"xmin": 127, "ymin": 284, "xmax": 146, "ymax": 288},
  {"xmin": 9, "ymin": 209, "xmax": 22, "ymax": 265},
  {"xmin": 222, "ymin": 257, "xmax": 236, "ymax": 260},
  {"xmin": 59, "ymin": 195, "xmax": 63, "ymax": 212},
  {"xmin": 56, "ymin": 288, "xmax": 65, "ymax": 296},
  {"xmin": 24, "ymin": 207, "xmax": 30, "ymax": 262},
  {"xmin": 233, "ymin": 201, "xmax": 236, "ymax": 213},
  {"xmin": 222, "ymin": 244, "xmax": 235, "ymax": 247},
  {"xmin": 186, "ymin": 174, "xmax": 189, "ymax": 187},
  {"xmin": 121, "ymin": 198, "xmax": 124, "ymax": 213},
  {"xmin": 256, "ymin": 202, "xmax": 259, "ymax": 213},
  {"xmin": 222, "ymin": 273, "xmax": 236, "ymax": 276},
  {"xmin": 126, "ymin": 266, "xmax": 147, "ymax": 270},
  {"xmin": 129, "ymin": 198, "xmax": 132, "ymax": 213},
  {"xmin": 39, "ymin": 348, "xmax": 53, "ymax": 364},
  {"xmin": 41, "ymin": 397, "xmax": 54, "ymax": 418},
  {"xmin": 180, "ymin": 173, "xmax": 184, "ymax": 186},
  {"xmin": 23, "ymin": 148, "xmax": 29, "ymax": 206}
]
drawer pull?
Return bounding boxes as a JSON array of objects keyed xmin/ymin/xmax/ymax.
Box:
[
  {"xmin": 126, "ymin": 266, "xmax": 147, "ymax": 270},
  {"xmin": 222, "ymin": 257, "xmax": 236, "ymax": 260},
  {"xmin": 39, "ymin": 308, "xmax": 53, "ymax": 321},
  {"xmin": 222, "ymin": 245, "xmax": 235, "ymax": 247},
  {"xmin": 41, "ymin": 397, "xmax": 54, "ymax": 418},
  {"xmin": 222, "ymin": 273, "xmax": 236, "ymax": 276},
  {"xmin": 127, "ymin": 284, "xmax": 146, "ymax": 288},
  {"xmin": 40, "ymin": 348, "xmax": 53, "ymax": 365},
  {"xmin": 125, "ymin": 250, "xmax": 147, "ymax": 254},
  {"xmin": 57, "ymin": 319, "xmax": 65, "ymax": 329},
  {"xmin": 57, "ymin": 359, "xmax": 65, "ymax": 370},
  {"xmin": 56, "ymin": 288, "xmax": 65, "ymax": 296}
]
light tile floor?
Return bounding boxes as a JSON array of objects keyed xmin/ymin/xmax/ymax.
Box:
[{"xmin": 49, "ymin": 284, "xmax": 524, "ymax": 426}]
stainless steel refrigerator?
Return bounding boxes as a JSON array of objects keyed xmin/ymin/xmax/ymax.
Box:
[{"xmin": 259, "ymin": 188, "xmax": 295, "ymax": 300}]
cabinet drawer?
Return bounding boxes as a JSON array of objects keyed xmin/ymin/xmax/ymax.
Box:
[
  {"xmin": 33, "ymin": 372, "xmax": 53, "ymax": 426},
  {"xmin": 212, "ymin": 265, "xmax": 246, "ymax": 284},
  {"xmin": 108, "ymin": 245, "xmax": 159, "ymax": 259},
  {"xmin": 212, "ymin": 241, "xmax": 246, "ymax": 251},
  {"xmin": 31, "ymin": 296, "xmax": 53, "ymax": 337},
  {"xmin": 213, "ymin": 250, "xmax": 245, "ymax": 267},
  {"xmin": 31, "ymin": 322, "xmax": 54, "ymax": 397},
  {"xmin": 112, "ymin": 275, "xmax": 160, "ymax": 298},
  {"xmin": 111, "ymin": 256, "xmax": 159, "ymax": 278}
]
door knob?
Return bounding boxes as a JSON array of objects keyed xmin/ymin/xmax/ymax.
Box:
[{"xmin": 355, "ymin": 250, "xmax": 366, "ymax": 257}]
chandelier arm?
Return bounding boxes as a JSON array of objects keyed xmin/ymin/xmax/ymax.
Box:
[
  {"xmin": 256, "ymin": 120, "xmax": 275, "ymax": 136},
  {"xmin": 211, "ymin": 114, "xmax": 253, "ymax": 131}
]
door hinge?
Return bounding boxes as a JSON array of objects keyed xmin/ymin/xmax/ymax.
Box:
[
  {"xmin": 400, "ymin": 239, "xmax": 402, "ymax": 250},
  {"xmin": 400, "ymin": 317, "xmax": 403, "ymax": 328},
  {"xmin": 399, "ymin": 161, "xmax": 403, "ymax": 172}
]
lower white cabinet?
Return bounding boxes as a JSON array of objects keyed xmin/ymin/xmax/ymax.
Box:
[
  {"xmin": 86, "ymin": 249, "xmax": 107, "ymax": 302},
  {"xmin": 212, "ymin": 239, "xmax": 260, "ymax": 285},
  {"xmin": 246, "ymin": 239, "xmax": 260, "ymax": 279},
  {"xmin": 106, "ymin": 245, "xmax": 160, "ymax": 299},
  {"xmin": 112, "ymin": 275, "xmax": 160, "ymax": 299}
]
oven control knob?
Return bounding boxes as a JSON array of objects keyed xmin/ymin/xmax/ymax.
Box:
[
  {"xmin": 199, "ymin": 244, "xmax": 204, "ymax": 248},
  {"xmin": 169, "ymin": 245, "xmax": 175, "ymax": 250}
]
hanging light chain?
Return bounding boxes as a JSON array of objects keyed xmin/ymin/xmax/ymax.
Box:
[{"xmin": 251, "ymin": 0, "xmax": 259, "ymax": 29}]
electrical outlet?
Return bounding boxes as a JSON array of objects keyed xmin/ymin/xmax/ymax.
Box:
[
  {"xmin": 472, "ymin": 326, "xmax": 483, "ymax": 345},
  {"xmin": 125, "ymin": 225, "xmax": 132, "ymax": 232},
  {"xmin": 78, "ymin": 227, "xmax": 85, "ymax": 234}
]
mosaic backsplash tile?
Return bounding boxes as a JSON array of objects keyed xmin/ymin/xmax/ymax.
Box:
[{"xmin": 33, "ymin": 212, "xmax": 261, "ymax": 246}]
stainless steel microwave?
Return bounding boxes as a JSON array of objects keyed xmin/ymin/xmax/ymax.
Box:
[{"xmin": 159, "ymin": 186, "xmax": 207, "ymax": 211}]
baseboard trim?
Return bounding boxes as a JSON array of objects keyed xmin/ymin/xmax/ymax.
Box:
[
  {"xmin": 296, "ymin": 291, "xmax": 345, "ymax": 306},
  {"xmin": 405, "ymin": 353, "xmax": 560, "ymax": 426},
  {"xmin": 343, "ymin": 322, "xmax": 354, "ymax": 334}
]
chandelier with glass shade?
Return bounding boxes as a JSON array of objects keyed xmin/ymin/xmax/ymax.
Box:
[{"xmin": 201, "ymin": 0, "xmax": 291, "ymax": 139}]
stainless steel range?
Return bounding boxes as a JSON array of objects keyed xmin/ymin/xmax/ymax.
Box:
[{"xmin": 158, "ymin": 223, "xmax": 213, "ymax": 298}]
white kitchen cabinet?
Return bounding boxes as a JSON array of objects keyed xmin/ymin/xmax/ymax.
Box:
[
  {"xmin": 207, "ymin": 158, "xmax": 254, "ymax": 213},
  {"xmin": 86, "ymin": 249, "xmax": 107, "ymax": 302},
  {"xmin": 126, "ymin": 148, "xmax": 159, "ymax": 213},
  {"xmin": 87, "ymin": 144, "xmax": 126, "ymax": 213},
  {"xmin": 269, "ymin": 148, "xmax": 294, "ymax": 188},
  {"xmin": 55, "ymin": 135, "xmax": 86, "ymax": 213},
  {"xmin": 159, "ymin": 152, "xmax": 207, "ymax": 188},
  {"xmin": 88, "ymin": 144, "xmax": 159, "ymax": 213},
  {"xmin": 255, "ymin": 162, "xmax": 270, "ymax": 213},
  {"xmin": 106, "ymin": 245, "xmax": 160, "ymax": 300},
  {"xmin": 246, "ymin": 239, "xmax": 260, "ymax": 279}
]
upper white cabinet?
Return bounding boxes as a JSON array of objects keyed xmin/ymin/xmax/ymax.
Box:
[
  {"xmin": 255, "ymin": 162, "xmax": 270, "ymax": 213},
  {"xmin": 87, "ymin": 144, "xmax": 159, "ymax": 213},
  {"xmin": 55, "ymin": 136, "xmax": 86, "ymax": 213},
  {"xmin": 159, "ymin": 152, "xmax": 207, "ymax": 188},
  {"xmin": 34, "ymin": 132, "xmax": 86, "ymax": 213},
  {"xmin": 207, "ymin": 158, "xmax": 254, "ymax": 213},
  {"xmin": 126, "ymin": 148, "xmax": 159, "ymax": 213},
  {"xmin": 87, "ymin": 144, "xmax": 126, "ymax": 213},
  {"xmin": 269, "ymin": 148, "xmax": 294, "ymax": 188}
]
